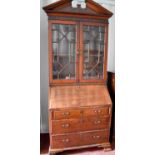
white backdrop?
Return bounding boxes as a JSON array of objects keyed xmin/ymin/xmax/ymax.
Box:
[{"xmin": 40, "ymin": 0, "xmax": 115, "ymax": 133}]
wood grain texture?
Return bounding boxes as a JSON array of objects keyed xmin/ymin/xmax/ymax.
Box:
[
  {"xmin": 51, "ymin": 130, "xmax": 109, "ymax": 149},
  {"xmin": 48, "ymin": 85, "xmax": 112, "ymax": 151},
  {"xmin": 51, "ymin": 107, "xmax": 110, "ymax": 120},
  {"xmin": 43, "ymin": 0, "xmax": 113, "ymax": 19},
  {"xmin": 49, "ymin": 85, "xmax": 112, "ymax": 109},
  {"xmin": 51, "ymin": 117, "xmax": 110, "ymax": 134},
  {"xmin": 52, "ymin": 109, "xmax": 81, "ymax": 120}
]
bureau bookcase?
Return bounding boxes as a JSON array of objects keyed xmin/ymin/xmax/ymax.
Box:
[{"xmin": 43, "ymin": 0, "xmax": 113, "ymax": 154}]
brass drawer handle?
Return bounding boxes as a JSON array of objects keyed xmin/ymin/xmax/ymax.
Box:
[
  {"xmin": 93, "ymin": 135, "xmax": 101, "ymax": 139},
  {"xmin": 94, "ymin": 109, "xmax": 102, "ymax": 113},
  {"xmin": 62, "ymin": 138, "xmax": 69, "ymax": 143},
  {"xmin": 62, "ymin": 112, "xmax": 70, "ymax": 116},
  {"xmin": 94, "ymin": 120, "xmax": 101, "ymax": 124},
  {"xmin": 62, "ymin": 123, "xmax": 70, "ymax": 128}
]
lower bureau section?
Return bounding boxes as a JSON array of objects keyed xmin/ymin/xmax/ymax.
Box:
[{"xmin": 50, "ymin": 130, "xmax": 109, "ymax": 149}]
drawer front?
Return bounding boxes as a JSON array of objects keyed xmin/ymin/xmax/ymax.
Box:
[
  {"xmin": 51, "ymin": 133, "xmax": 80, "ymax": 148},
  {"xmin": 51, "ymin": 119, "xmax": 80, "ymax": 134},
  {"xmin": 52, "ymin": 109, "xmax": 81, "ymax": 120},
  {"xmin": 51, "ymin": 130, "xmax": 109, "ymax": 149},
  {"xmin": 52, "ymin": 107, "xmax": 110, "ymax": 120},
  {"xmin": 82, "ymin": 130, "xmax": 109, "ymax": 146},
  {"xmin": 83, "ymin": 107, "xmax": 109, "ymax": 117},
  {"xmin": 51, "ymin": 116, "xmax": 110, "ymax": 134},
  {"xmin": 83, "ymin": 116, "xmax": 110, "ymax": 131}
]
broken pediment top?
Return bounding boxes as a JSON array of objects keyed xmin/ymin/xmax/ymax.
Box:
[{"xmin": 43, "ymin": 0, "xmax": 113, "ymax": 19}]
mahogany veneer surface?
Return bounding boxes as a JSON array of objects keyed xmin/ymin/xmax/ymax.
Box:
[
  {"xmin": 51, "ymin": 117, "xmax": 110, "ymax": 134},
  {"xmin": 48, "ymin": 85, "xmax": 112, "ymax": 151},
  {"xmin": 49, "ymin": 85, "xmax": 112, "ymax": 109},
  {"xmin": 51, "ymin": 130, "xmax": 109, "ymax": 149}
]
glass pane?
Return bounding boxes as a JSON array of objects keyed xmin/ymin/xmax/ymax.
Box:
[
  {"xmin": 83, "ymin": 25, "xmax": 105, "ymax": 80},
  {"xmin": 52, "ymin": 24, "xmax": 76, "ymax": 80}
]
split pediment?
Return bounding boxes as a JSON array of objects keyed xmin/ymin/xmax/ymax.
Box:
[{"xmin": 43, "ymin": 0, "xmax": 113, "ymax": 18}]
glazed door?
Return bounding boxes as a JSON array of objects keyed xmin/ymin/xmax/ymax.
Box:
[
  {"xmin": 79, "ymin": 23, "xmax": 108, "ymax": 83},
  {"xmin": 49, "ymin": 21, "xmax": 78, "ymax": 84}
]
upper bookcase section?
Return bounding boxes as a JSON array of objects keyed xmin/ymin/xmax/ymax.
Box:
[{"xmin": 43, "ymin": 0, "xmax": 113, "ymax": 19}]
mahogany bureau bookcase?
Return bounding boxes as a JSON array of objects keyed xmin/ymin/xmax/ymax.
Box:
[{"xmin": 43, "ymin": 0, "xmax": 113, "ymax": 154}]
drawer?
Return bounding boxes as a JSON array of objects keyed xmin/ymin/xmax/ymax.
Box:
[
  {"xmin": 82, "ymin": 130, "xmax": 109, "ymax": 146},
  {"xmin": 51, "ymin": 116, "xmax": 110, "ymax": 134},
  {"xmin": 51, "ymin": 133, "xmax": 80, "ymax": 148},
  {"xmin": 51, "ymin": 119, "xmax": 80, "ymax": 134},
  {"xmin": 83, "ymin": 107, "xmax": 109, "ymax": 117},
  {"xmin": 51, "ymin": 130, "xmax": 109, "ymax": 149},
  {"xmin": 82, "ymin": 116, "xmax": 110, "ymax": 131},
  {"xmin": 52, "ymin": 109, "xmax": 81, "ymax": 120}
]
